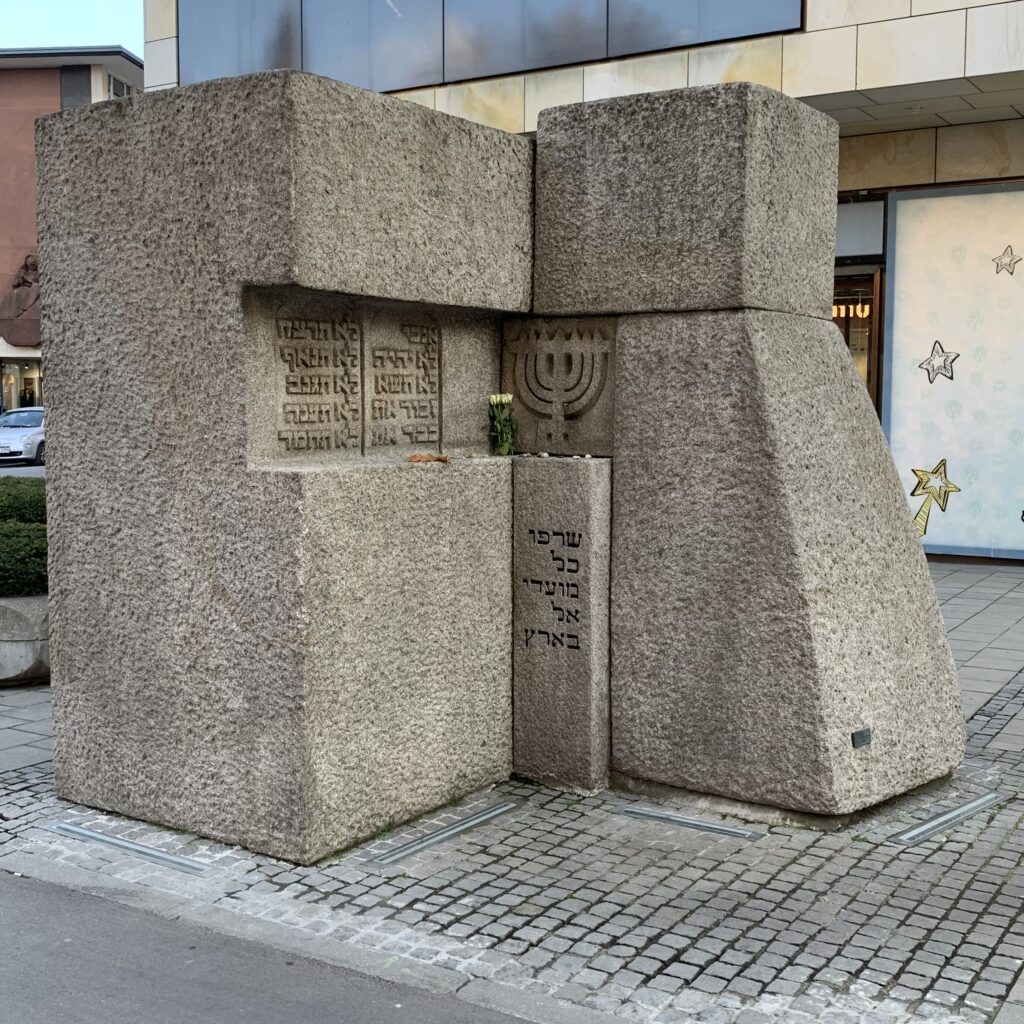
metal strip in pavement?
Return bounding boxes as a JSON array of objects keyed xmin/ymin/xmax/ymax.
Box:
[
  {"xmin": 48, "ymin": 822, "xmax": 214, "ymax": 875},
  {"xmin": 889, "ymin": 792, "xmax": 1004, "ymax": 846},
  {"xmin": 619, "ymin": 806, "xmax": 761, "ymax": 840},
  {"xmin": 373, "ymin": 801, "xmax": 520, "ymax": 865}
]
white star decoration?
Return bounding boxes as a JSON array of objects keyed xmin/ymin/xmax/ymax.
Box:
[
  {"xmin": 993, "ymin": 244, "xmax": 1022, "ymax": 275},
  {"xmin": 918, "ymin": 340, "xmax": 960, "ymax": 384}
]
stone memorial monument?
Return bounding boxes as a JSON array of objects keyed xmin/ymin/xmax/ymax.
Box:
[
  {"xmin": 37, "ymin": 72, "xmax": 963, "ymax": 862},
  {"xmin": 531, "ymin": 84, "xmax": 965, "ymax": 815}
]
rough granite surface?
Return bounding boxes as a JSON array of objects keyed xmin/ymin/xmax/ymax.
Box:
[
  {"xmin": 293, "ymin": 72, "xmax": 534, "ymax": 311},
  {"xmin": 302, "ymin": 461, "xmax": 511, "ymax": 859},
  {"xmin": 36, "ymin": 71, "xmax": 518, "ymax": 862},
  {"xmin": 512, "ymin": 457, "xmax": 610, "ymax": 791},
  {"xmin": 611, "ymin": 310, "xmax": 965, "ymax": 815},
  {"xmin": 534, "ymin": 83, "xmax": 838, "ymax": 318}
]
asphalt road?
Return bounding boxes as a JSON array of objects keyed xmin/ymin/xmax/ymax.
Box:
[
  {"xmin": 0, "ymin": 464, "xmax": 44, "ymax": 477},
  {"xmin": 0, "ymin": 872, "xmax": 523, "ymax": 1024}
]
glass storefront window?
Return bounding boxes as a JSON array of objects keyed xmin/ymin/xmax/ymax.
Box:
[
  {"xmin": 0, "ymin": 360, "xmax": 42, "ymax": 413},
  {"xmin": 833, "ymin": 273, "xmax": 881, "ymax": 411}
]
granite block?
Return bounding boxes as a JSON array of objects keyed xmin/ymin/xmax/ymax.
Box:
[
  {"xmin": 610, "ymin": 310, "xmax": 964, "ymax": 815},
  {"xmin": 36, "ymin": 71, "xmax": 518, "ymax": 862},
  {"xmin": 534, "ymin": 83, "xmax": 838, "ymax": 318},
  {"xmin": 38, "ymin": 71, "xmax": 533, "ymax": 315},
  {"xmin": 302, "ymin": 459, "xmax": 512, "ymax": 858},
  {"xmin": 288, "ymin": 73, "xmax": 533, "ymax": 312},
  {"xmin": 513, "ymin": 457, "xmax": 610, "ymax": 792}
]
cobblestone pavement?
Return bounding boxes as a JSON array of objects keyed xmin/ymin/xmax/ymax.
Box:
[{"xmin": 4, "ymin": 562, "xmax": 1024, "ymax": 1024}]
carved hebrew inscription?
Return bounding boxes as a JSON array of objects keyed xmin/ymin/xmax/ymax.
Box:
[
  {"xmin": 520, "ymin": 527, "xmax": 585, "ymax": 653},
  {"xmin": 367, "ymin": 320, "xmax": 440, "ymax": 450},
  {"xmin": 502, "ymin": 317, "xmax": 615, "ymax": 457},
  {"xmin": 275, "ymin": 316, "xmax": 362, "ymax": 453},
  {"xmin": 264, "ymin": 302, "xmax": 441, "ymax": 459}
]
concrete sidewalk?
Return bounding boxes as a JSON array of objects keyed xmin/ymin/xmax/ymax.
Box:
[
  {"xmin": 2, "ymin": 871, "xmax": 524, "ymax": 1024},
  {"xmin": 3, "ymin": 560, "xmax": 1024, "ymax": 1024}
]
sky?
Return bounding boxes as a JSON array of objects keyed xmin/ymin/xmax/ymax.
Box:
[{"xmin": 0, "ymin": 0, "xmax": 144, "ymax": 59}]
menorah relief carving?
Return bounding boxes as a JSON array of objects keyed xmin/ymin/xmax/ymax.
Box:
[{"xmin": 501, "ymin": 318, "xmax": 616, "ymax": 456}]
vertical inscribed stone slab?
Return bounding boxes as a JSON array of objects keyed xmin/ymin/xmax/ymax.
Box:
[
  {"xmin": 36, "ymin": 71, "xmax": 528, "ymax": 862},
  {"xmin": 513, "ymin": 457, "xmax": 610, "ymax": 792},
  {"xmin": 611, "ymin": 310, "xmax": 965, "ymax": 815},
  {"xmin": 534, "ymin": 83, "xmax": 838, "ymax": 317},
  {"xmin": 502, "ymin": 317, "xmax": 615, "ymax": 456}
]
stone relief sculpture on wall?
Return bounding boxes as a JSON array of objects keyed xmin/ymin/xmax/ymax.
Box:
[
  {"xmin": 0, "ymin": 254, "xmax": 41, "ymax": 347},
  {"xmin": 502, "ymin": 318, "xmax": 615, "ymax": 456},
  {"xmin": 0, "ymin": 254, "xmax": 40, "ymax": 320}
]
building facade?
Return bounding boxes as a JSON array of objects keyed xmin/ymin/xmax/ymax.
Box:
[
  {"xmin": 145, "ymin": 0, "xmax": 1024, "ymax": 559},
  {"xmin": 0, "ymin": 47, "xmax": 143, "ymax": 414}
]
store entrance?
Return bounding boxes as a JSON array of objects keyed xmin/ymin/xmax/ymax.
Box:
[
  {"xmin": 833, "ymin": 271, "xmax": 882, "ymax": 412},
  {"xmin": 0, "ymin": 358, "xmax": 42, "ymax": 412}
]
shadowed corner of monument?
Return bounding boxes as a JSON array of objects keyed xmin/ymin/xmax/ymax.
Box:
[{"xmin": 33, "ymin": 71, "xmax": 963, "ymax": 866}]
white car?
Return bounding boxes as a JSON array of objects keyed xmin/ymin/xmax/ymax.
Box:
[{"xmin": 0, "ymin": 407, "xmax": 45, "ymax": 465}]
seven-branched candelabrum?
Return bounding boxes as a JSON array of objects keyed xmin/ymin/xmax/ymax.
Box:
[{"xmin": 488, "ymin": 393, "xmax": 517, "ymax": 456}]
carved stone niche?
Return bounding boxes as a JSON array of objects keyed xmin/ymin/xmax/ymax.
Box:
[
  {"xmin": 502, "ymin": 317, "xmax": 615, "ymax": 456},
  {"xmin": 246, "ymin": 286, "xmax": 502, "ymax": 465}
]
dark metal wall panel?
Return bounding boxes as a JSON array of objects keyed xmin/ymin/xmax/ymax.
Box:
[
  {"xmin": 523, "ymin": 0, "xmax": 606, "ymax": 73},
  {"xmin": 179, "ymin": 0, "xmax": 803, "ymax": 90},
  {"xmin": 59, "ymin": 66, "xmax": 92, "ymax": 109},
  {"xmin": 445, "ymin": 0, "xmax": 606, "ymax": 82},
  {"xmin": 609, "ymin": 0, "xmax": 800, "ymax": 59},
  {"xmin": 301, "ymin": 0, "xmax": 371, "ymax": 88},
  {"xmin": 179, "ymin": 0, "xmax": 301, "ymax": 86},
  {"xmin": 608, "ymin": 0, "xmax": 699, "ymax": 59},
  {"xmin": 699, "ymin": 0, "xmax": 802, "ymax": 46},
  {"xmin": 178, "ymin": 0, "xmax": 240, "ymax": 84},
  {"xmin": 241, "ymin": 0, "xmax": 302, "ymax": 72},
  {"xmin": 371, "ymin": 0, "xmax": 443, "ymax": 92},
  {"xmin": 444, "ymin": 0, "xmax": 522, "ymax": 83}
]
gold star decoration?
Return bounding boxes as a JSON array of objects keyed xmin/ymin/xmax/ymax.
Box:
[
  {"xmin": 910, "ymin": 459, "xmax": 961, "ymax": 536},
  {"xmin": 993, "ymin": 245, "xmax": 1022, "ymax": 275}
]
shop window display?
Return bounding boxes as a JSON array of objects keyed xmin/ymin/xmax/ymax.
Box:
[
  {"xmin": 885, "ymin": 185, "xmax": 1024, "ymax": 558},
  {"xmin": 833, "ymin": 273, "xmax": 881, "ymax": 410},
  {"xmin": 0, "ymin": 361, "xmax": 42, "ymax": 412}
]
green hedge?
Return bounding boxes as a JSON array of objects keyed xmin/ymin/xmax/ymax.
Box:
[
  {"xmin": 0, "ymin": 478, "xmax": 47, "ymax": 597},
  {"xmin": 0, "ymin": 477, "xmax": 45, "ymax": 524},
  {"xmin": 0, "ymin": 521, "xmax": 47, "ymax": 597}
]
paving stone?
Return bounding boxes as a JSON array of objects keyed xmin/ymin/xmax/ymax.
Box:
[{"xmin": 6, "ymin": 570, "xmax": 1024, "ymax": 1024}]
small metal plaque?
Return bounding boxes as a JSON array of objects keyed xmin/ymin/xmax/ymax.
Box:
[{"xmin": 851, "ymin": 727, "xmax": 872, "ymax": 749}]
